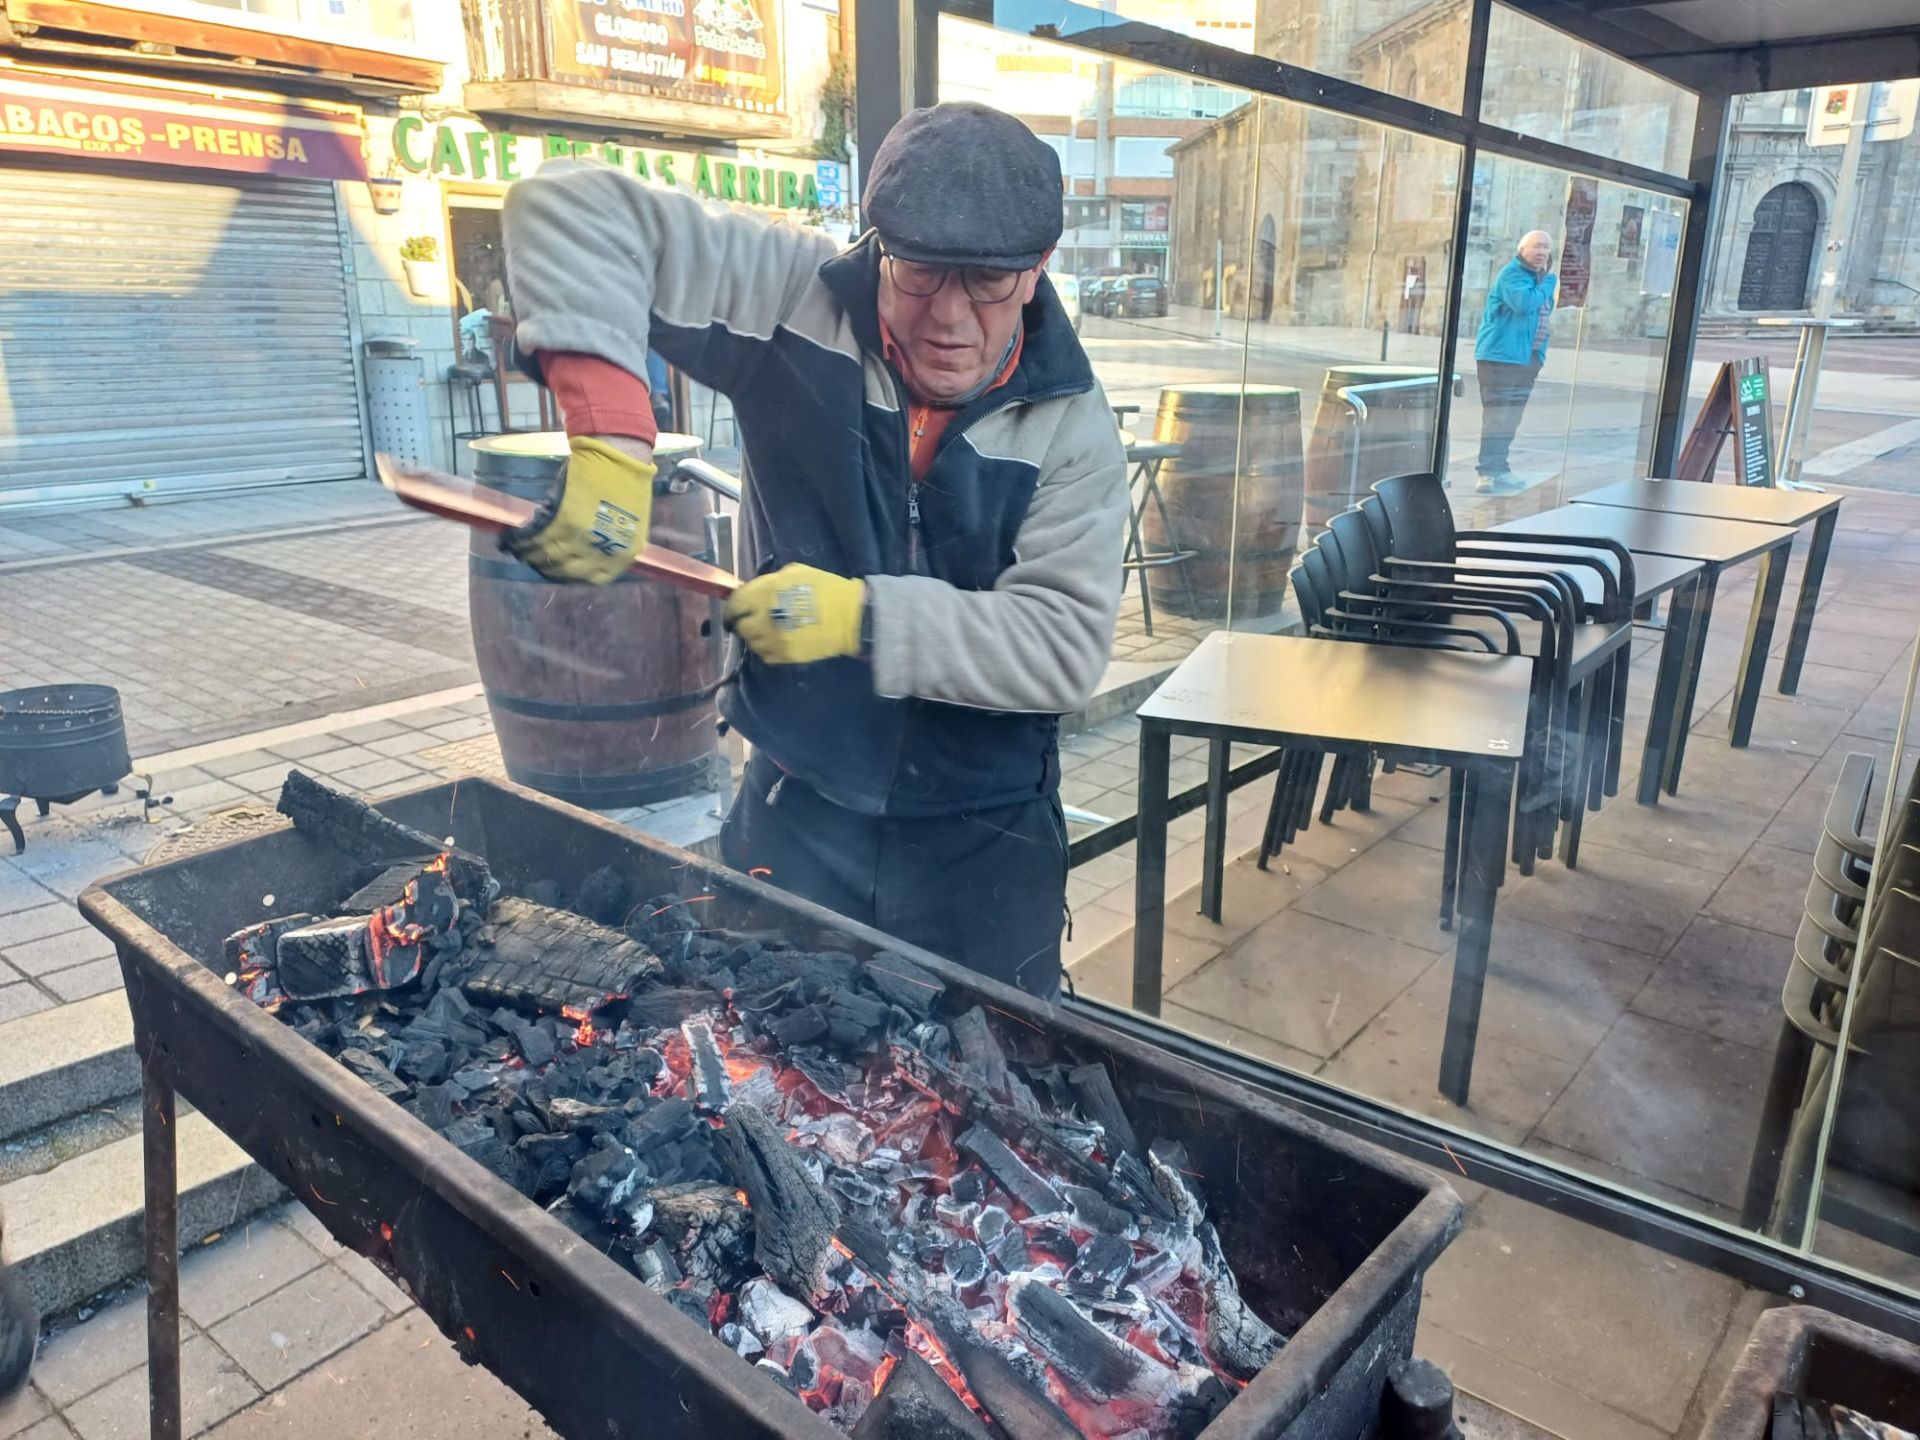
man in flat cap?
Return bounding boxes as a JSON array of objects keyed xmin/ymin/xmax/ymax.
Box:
[{"xmin": 501, "ymin": 102, "xmax": 1127, "ymax": 999}]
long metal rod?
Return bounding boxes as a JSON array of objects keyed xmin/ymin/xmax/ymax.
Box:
[
  {"xmin": 1430, "ymin": 0, "xmax": 1492, "ymax": 483},
  {"xmin": 142, "ymin": 1048, "xmax": 182, "ymax": 1440},
  {"xmin": 1074, "ymin": 995, "xmax": 1920, "ymax": 1341},
  {"xmin": 1650, "ymin": 90, "xmax": 1729, "ymax": 476},
  {"xmin": 1067, "ymin": 746, "xmax": 1287, "ymax": 867}
]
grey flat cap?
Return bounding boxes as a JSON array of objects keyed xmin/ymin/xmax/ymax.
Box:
[{"xmin": 864, "ymin": 103, "xmax": 1063, "ymax": 271}]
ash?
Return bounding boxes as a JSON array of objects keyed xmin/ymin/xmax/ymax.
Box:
[{"xmin": 228, "ymin": 774, "xmax": 1288, "ymax": 1439}]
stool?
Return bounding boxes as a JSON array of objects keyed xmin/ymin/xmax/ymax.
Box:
[
  {"xmin": 445, "ymin": 361, "xmax": 493, "ymax": 473},
  {"xmin": 1119, "ymin": 438, "xmax": 1197, "ymax": 636}
]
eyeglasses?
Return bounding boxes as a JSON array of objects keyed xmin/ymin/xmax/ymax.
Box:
[{"xmin": 884, "ymin": 254, "xmax": 1024, "ymax": 304}]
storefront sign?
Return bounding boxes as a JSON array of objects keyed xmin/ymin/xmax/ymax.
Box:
[
  {"xmin": 0, "ymin": 72, "xmax": 365, "ymax": 180},
  {"xmin": 391, "ymin": 117, "xmax": 838, "ymax": 213},
  {"xmin": 546, "ymin": 0, "xmax": 784, "ymax": 116}
]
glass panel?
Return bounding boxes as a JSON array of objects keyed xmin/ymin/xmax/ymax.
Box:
[
  {"xmin": 1483, "ymin": 3, "xmax": 1698, "ymax": 176},
  {"xmin": 1443, "ymin": 151, "xmax": 1684, "ymax": 512},
  {"xmin": 1257, "ymin": 0, "xmax": 1469, "ymax": 110}
]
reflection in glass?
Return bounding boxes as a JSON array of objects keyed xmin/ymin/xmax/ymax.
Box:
[
  {"xmin": 1444, "ymin": 151, "xmax": 1684, "ymax": 511},
  {"xmin": 1482, "ymin": 3, "xmax": 1697, "ymax": 174}
]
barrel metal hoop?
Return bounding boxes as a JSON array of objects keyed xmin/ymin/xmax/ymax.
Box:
[{"xmin": 485, "ymin": 689, "xmax": 714, "ymax": 723}]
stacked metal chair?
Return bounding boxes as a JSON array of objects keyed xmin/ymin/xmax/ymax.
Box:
[
  {"xmin": 1746, "ymin": 753, "xmax": 1920, "ymax": 1248},
  {"xmin": 1262, "ymin": 472, "xmax": 1635, "ymax": 925}
]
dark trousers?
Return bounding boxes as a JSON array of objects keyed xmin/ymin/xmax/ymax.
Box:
[
  {"xmin": 1476, "ymin": 359, "xmax": 1541, "ymax": 477},
  {"xmin": 720, "ymin": 753, "xmax": 1067, "ymax": 1000}
]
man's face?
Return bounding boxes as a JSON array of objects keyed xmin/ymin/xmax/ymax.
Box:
[
  {"xmin": 878, "ymin": 256, "xmax": 1042, "ymax": 403},
  {"xmin": 1520, "ymin": 233, "xmax": 1554, "ymax": 270}
]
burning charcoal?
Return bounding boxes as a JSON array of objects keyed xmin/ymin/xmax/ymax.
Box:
[
  {"xmin": 624, "ymin": 1099, "xmax": 698, "ymax": 1157},
  {"xmin": 950, "ymin": 1008, "xmax": 1009, "ymax": 1097},
  {"xmin": 831, "ymin": 1173, "xmax": 887, "ymax": 1208},
  {"xmin": 407, "ymin": 1083, "xmax": 457, "ymax": 1131},
  {"xmin": 716, "ymin": 1102, "xmax": 843, "ymax": 1300},
  {"xmin": 851, "ymin": 1348, "xmax": 993, "ymax": 1440},
  {"xmin": 1024, "ymin": 1221, "xmax": 1078, "ymax": 1267},
  {"xmin": 464, "ymin": 898, "xmax": 659, "ymax": 1013},
  {"xmin": 450, "ymin": 1065, "xmax": 499, "ymax": 1097},
  {"xmin": 667, "ymin": 1285, "xmax": 713, "ymax": 1327},
  {"xmin": 948, "ymin": 1169, "xmax": 987, "ymax": 1205},
  {"xmin": 1062, "ymin": 1185, "xmax": 1133, "ymax": 1238},
  {"xmin": 933, "ymin": 1196, "xmax": 979, "ymax": 1231},
  {"xmin": 1128, "ymin": 1245, "xmax": 1183, "ymax": 1297},
  {"xmin": 1070, "ymin": 1233, "xmax": 1133, "ymax": 1298},
  {"xmin": 1169, "ymin": 1372, "xmax": 1236, "ymax": 1438},
  {"xmin": 277, "ymin": 771, "xmax": 495, "ymax": 905},
  {"xmin": 974, "ymin": 1206, "xmax": 1010, "ymax": 1247},
  {"xmin": 1066, "ymin": 1284, "xmax": 1150, "ymax": 1323},
  {"xmin": 343, "ymin": 862, "xmax": 426, "ymax": 913},
  {"xmin": 516, "ymin": 1132, "xmax": 584, "ymax": 1193},
  {"xmin": 276, "ymin": 916, "xmax": 376, "ymax": 1000},
  {"xmin": 443, "ymin": 1114, "xmax": 533, "ymax": 1191},
  {"xmin": 625, "ymin": 988, "xmax": 727, "ymax": 1029},
  {"xmin": 862, "ymin": 952, "xmax": 945, "ymax": 1020},
  {"xmin": 568, "ymin": 1136, "xmax": 644, "ymax": 1222},
  {"xmin": 1066, "ymin": 1063, "xmax": 1142, "ymax": 1160},
  {"xmin": 511, "ymin": 1019, "xmax": 557, "ymax": 1069},
  {"xmin": 945, "ymin": 1241, "xmax": 987, "ymax": 1287},
  {"xmin": 396, "ymin": 1039, "xmax": 450, "ymax": 1086},
  {"xmin": 682, "ymin": 1020, "xmax": 732, "ymax": 1113},
  {"xmin": 571, "ymin": 865, "xmax": 630, "ymax": 926},
  {"xmin": 719, "ymin": 1322, "xmax": 764, "ymax": 1359},
  {"xmin": 788, "ymin": 1049, "xmax": 861, "ymax": 1099},
  {"xmin": 1008, "ymin": 1275, "xmax": 1174, "ymax": 1404},
  {"xmin": 799, "ymin": 1324, "xmax": 884, "ymax": 1385},
  {"xmin": 338, "ymin": 1048, "xmax": 410, "ymax": 1100},
  {"xmin": 1148, "ymin": 1140, "xmax": 1206, "ymax": 1233},
  {"xmin": 539, "ymin": 1097, "xmax": 615, "ymax": 1132},
  {"xmin": 635, "ymin": 1239, "xmax": 682, "ymax": 1291},
  {"xmin": 825, "ymin": 992, "xmax": 891, "ymax": 1051},
  {"xmin": 756, "ymin": 1359, "xmax": 802, "ymax": 1396},
  {"xmin": 772, "ymin": 1005, "xmax": 829, "ymax": 1047},
  {"xmin": 738, "ymin": 1277, "xmax": 814, "ymax": 1348},
  {"xmin": 1196, "ymin": 1223, "xmax": 1284, "ymax": 1380},
  {"xmin": 1111, "ymin": 1151, "xmax": 1175, "ymax": 1223},
  {"xmin": 956, "ymin": 1126, "xmax": 1064, "ymax": 1218},
  {"xmin": 794, "ymin": 1113, "xmax": 871, "ymax": 1167}
]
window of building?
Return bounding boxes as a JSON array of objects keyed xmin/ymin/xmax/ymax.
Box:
[{"xmin": 1113, "ymin": 136, "xmax": 1180, "ymax": 177}]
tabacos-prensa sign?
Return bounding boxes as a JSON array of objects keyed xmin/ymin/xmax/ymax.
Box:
[
  {"xmin": 392, "ymin": 116, "xmax": 833, "ymax": 211},
  {"xmin": 0, "ymin": 72, "xmax": 366, "ymax": 180}
]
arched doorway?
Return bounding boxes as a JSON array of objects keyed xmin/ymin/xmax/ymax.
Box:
[
  {"xmin": 1739, "ymin": 182, "xmax": 1819, "ymax": 311},
  {"xmin": 1253, "ymin": 214, "xmax": 1277, "ymax": 322}
]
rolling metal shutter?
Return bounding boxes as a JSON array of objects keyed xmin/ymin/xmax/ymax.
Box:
[{"xmin": 0, "ymin": 163, "xmax": 366, "ymax": 505}]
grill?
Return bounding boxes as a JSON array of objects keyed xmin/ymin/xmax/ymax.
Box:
[
  {"xmin": 80, "ymin": 777, "xmax": 1462, "ymax": 1440},
  {"xmin": 1701, "ymin": 1306, "xmax": 1920, "ymax": 1439}
]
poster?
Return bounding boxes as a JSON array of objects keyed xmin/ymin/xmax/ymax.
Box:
[
  {"xmin": 547, "ymin": 0, "xmax": 785, "ymax": 116},
  {"xmin": 1617, "ymin": 203, "xmax": 1644, "ymax": 261},
  {"xmin": 1642, "ymin": 207, "xmax": 1680, "ymax": 296},
  {"xmin": 1558, "ymin": 176, "xmax": 1598, "ymax": 308}
]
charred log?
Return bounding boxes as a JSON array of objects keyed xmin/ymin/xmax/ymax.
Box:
[
  {"xmin": 955, "ymin": 1125, "xmax": 1064, "ymax": 1218},
  {"xmin": 852, "ymin": 1350, "xmax": 993, "ymax": 1440},
  {"xmin": 1197, "ymin": 1223, "xmax": 1284, "ymax": 1380},
  {"xmin": 717, "ymin": 1101, "xmax": 843, "ymax": 1300},
  {"xmin": 1008, "ymin": 1276, "xmax": 1173, "ymax": 1404},
  {"xmin": 1067, "ymin": 1063, "xmax": 1142, "ymax": 1160},
  {"xmin": 277, "ymin": 771, "xmax": 494, "ymax": 903},
  {"xmin": 463, "ymin": 898, "xmax": 659, "ymax": 1012}
]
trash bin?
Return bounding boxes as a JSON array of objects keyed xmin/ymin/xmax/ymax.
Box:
[{"xmin": 363, "ymin": 335, "xmax": 432, "ymax": 466}]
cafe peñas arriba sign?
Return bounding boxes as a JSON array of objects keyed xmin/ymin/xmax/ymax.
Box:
[{"xmin": 391, "ymin": 116, "xmax": 837, "ymax": 213}]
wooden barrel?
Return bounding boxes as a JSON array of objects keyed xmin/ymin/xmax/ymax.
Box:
[
  {"xmin": 1141, "ymin": 384, "xmax": 1304, "ymax": 621},
  {"xmin": 1302, "ymin": 365, "xmax": 1443, "ymax": 540},
  {"xmin": 467, "ymin": 431, "xmax": 719, "ymax": 809}
]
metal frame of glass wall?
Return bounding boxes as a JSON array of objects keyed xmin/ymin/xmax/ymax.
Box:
[{"xmin": 855, "ymin": 0, "xmax": 1920, "ymax": 1340}]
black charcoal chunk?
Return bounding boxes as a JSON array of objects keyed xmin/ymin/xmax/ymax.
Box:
[
  {"xmin": 956, "ymin": 1126, "xmax": 1064, "ymax": 1217},
  {"xmin": 1067, "ymin": 1062, "xmax": 1142, "ymax": 1159},
  {"xmin": 407, "ymin": 1083, "xmax": 457, "ymax": 1132},
  {"xmin": 568, "ymin": 1137, "xmax": 643, "ymax": 1221},
  {"xmin": 1009, "ymin": 1276, "xmax": 1172, "ymax": 1404},
  {"xmin": 950, "ymin": 1008, "xmax": 1009, "ymax": 1097},
  {"xmin": 1071, "ymin": 1234, "xmax": 1133, "ymax": 1298},
  {"xmin": 862, "ymin": 952, "xmax": 945, "ymax": 1020},
  {"xmin": 572, "ymin": 865, "xmax": 630, "ymax": 926},
  {"xmin": 339, "ymin": 1048, "xmax": 410, "ymax": 1100},
  {"xmin": 945, "ymin": 1241, "xmax": 987, "ymax": 1287}
]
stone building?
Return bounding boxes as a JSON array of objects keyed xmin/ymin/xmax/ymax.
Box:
[{"xmin": 1704, "ymin": 89, "xmax": 1920, "ymax": 325}]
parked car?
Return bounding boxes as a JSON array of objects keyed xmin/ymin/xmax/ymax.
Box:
[
  {"xmin": 1080, "ymin": 276, "xmax": 1115, "ymax": 318},
  {"xmin": 1052, "ymin": 272, "xmax": 1081, "ymax": 331},
  {"xmin": 1119, "ymin": 275, "xmax": 1168, "ymax": 318}
]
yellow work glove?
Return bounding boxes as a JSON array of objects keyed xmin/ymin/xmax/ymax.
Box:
[
  {"xmin": 505, "ymin": 436, "xmax": 656, "ymax": 585},
  {"xmin": 723, "ymin": 564, "xmax": 866, "ymax": 665}
]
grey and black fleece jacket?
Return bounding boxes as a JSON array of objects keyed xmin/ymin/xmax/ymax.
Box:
[{"xmin": 502, "ymin": 162, "xmax": 1128, "ymax": 819}]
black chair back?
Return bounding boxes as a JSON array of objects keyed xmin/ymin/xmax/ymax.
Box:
[{"xmin": 1370, "ymin": 472, "xmax": 1457, "ymax": 564}]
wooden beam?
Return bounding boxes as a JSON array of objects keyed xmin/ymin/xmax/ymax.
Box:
[{"xmin": 8, "ymin": 2, "xmax": 441, "ymax": 91}]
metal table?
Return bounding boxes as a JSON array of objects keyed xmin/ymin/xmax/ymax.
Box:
[
  {"xmin": 1493, "ymin": 504, "xmax": 1797, "ymax": 796},
  {"xmin": 1132, "ymin": 632, "xmax": 1532, "ymax": 1105},
  {"xmin": 1576, "ymin": 478, "xmax": 1843, "ymax": 695},
  {"xmin": 1463, "ymin": 546, "xmax": 1707, "ymax": 805}
]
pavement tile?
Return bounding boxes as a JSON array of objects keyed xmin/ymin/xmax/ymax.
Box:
[
  {"xmin": 262, "ymin": 736, "xmax": 347, "ymax": 763},
  {"xmin": 325, "ymin": 759, "xmax": 420, "ymax": 795},
  {"xmin": 271, "ymin": 1205, "xmax": 343, "ymax": 1259},
  {"xmin": 224, "ymin": 766, "xmax": 296, "ymax": 796},
  {"xmin": 361, "ymin": 731, "xmax": 442, "ymax": 759},
  {"xmin": 40, "ymin": 958, "xmax": 125, "ymax": 1003},
  {"xmin": 1533, "ymin": 1011, "xmax": 1773, "ymax": 1213},
  {"xmin": 0, "ymin": 982, "xmax": 55, "ymax": 1023},
  {"xmin": 13, "ymin": 1421, "xmax": 74, "ymax": 1440},
  {"xmin": 1632, "ymin": 915, "xmax": 1793, "ymax": 1053},
  {"xmin": 329, "ymin": 1252, "xmax": 412, "ymax": 1316},
  {"xmin": 331, "ymin": 720, "xmax": 404, "ymax": 745},
  {"xmin": 1417, "ymin": 1322, "xmax": 1668, "ymax": 1440},
  {"xmin": 1500, "ymin": 838, "xmax": 1725, "ymax": 957},
  {"xmin": 209, "ymin": 1265, "xmax": 388, "ymax": 1391},
  {"xmin": 31, "ymin": 1295, "xmax": 164, "ymax": 1406},
  {"xmin": 1168, "ymin": 909, "xmax": 1435, "ymax": 1058},
  {"xmin": 179, "ymin": 1221, "xmax": 329, "ymax": 1329},
  {"xmin": 1292, "ymin": 839, "xmax": 1457, "ymax": 953},
  {"xmin": 64, "ymin": 1334, "xmax": 260, "ymax": 1440},
  {"xmin": 0, "ymin": 868, "xmax": 58, "ymax": 917},
  {"xmin": 280, "ymin": 748, "xmax": 380, "ymax": 777},
  {"xmin": 1420, "ymin": 1185, "xmax": 1742, "ymax": 1435},
  {"xmin": 0, "ymin": 1384, "xmax": 51, "ymax": 1438},
  {"xmin": 3, "ymin": 928, "xmax": 115, "ymax": 979},
  {"xmin": 423, "ymin": 717, "xmax": 492, "ymax": 743},
  {"xmin": 1706, "ymin": 842, "xmax": 1821, "ymax": 939},
  {"xmin": 200, "ymin": 1309, "xmax": 554, "ymax": 1440},
  {"xmin": 0, "ymin": 907, "xmax": 86, "ymax": 949},
  {"xmin": 198, "ymin": 752, "xmax": 282, "ymax": 781}
]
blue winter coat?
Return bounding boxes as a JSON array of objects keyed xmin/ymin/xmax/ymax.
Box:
[{"xmin": 1474, "ymin": 257, "xmax": 1557, "ymax": 366}]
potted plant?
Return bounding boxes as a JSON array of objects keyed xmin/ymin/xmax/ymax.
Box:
[{"xmin": 399, "ymin": 235, "xmax": 440, "ymax": 298}]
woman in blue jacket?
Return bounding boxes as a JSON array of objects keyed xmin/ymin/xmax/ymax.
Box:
[{"xmin": 1473, "ymin": 230, "xmax": 1556, "ymax": 494}]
